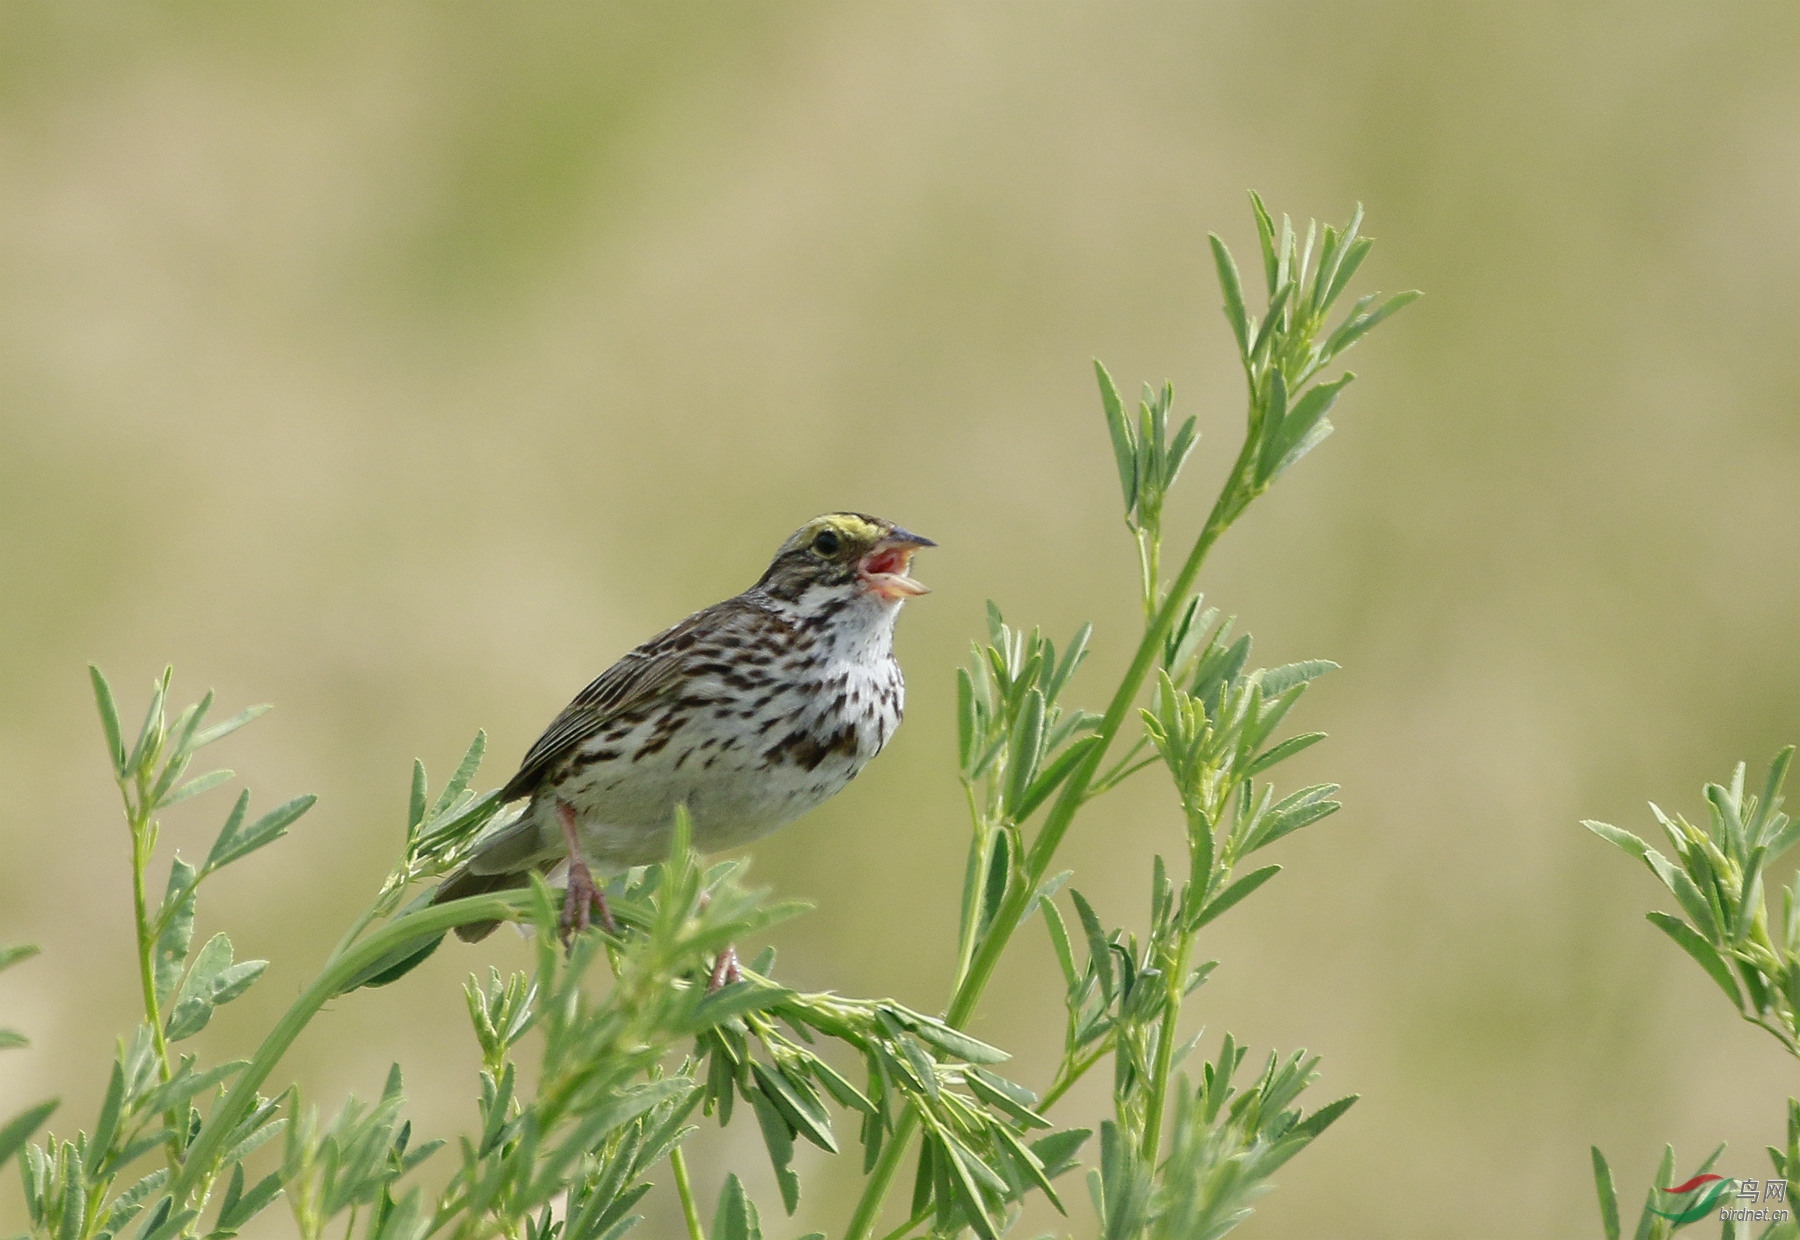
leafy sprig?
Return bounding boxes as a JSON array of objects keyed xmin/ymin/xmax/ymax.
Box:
[
  {"xmin": 1586, "ymin": 750, "xmax": 1800, "ymax": 1239},
  {"xmin": 845, "ymin": 193, "xmax": 1409, "ymax": 1239}
]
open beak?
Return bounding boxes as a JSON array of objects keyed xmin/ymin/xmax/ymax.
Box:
[{"xmin": 858, "ymin": 526, "xmax": 935, "ymax": 601}]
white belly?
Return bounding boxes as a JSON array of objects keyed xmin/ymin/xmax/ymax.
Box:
[{"xmin": 543, "ymin": 651, "xmax": 902, "ymax": 867}]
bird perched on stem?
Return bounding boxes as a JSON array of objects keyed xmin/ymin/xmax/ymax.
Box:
[{"xmin": 433, "ymin": 513, "xmax": 933, "ymax": 974}]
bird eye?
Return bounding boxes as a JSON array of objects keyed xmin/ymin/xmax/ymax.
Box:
[{"xmin": 811, "ymin": 529, "xmax": 841, "ymax": 556}]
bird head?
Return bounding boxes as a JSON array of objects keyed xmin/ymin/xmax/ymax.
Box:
[{"xmin": 755, "ymin": 513, "xmax": 935, "ymax": 605}]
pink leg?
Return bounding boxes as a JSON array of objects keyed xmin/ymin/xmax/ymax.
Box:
[
  {"xmin": 708, "ymin": 945, "xmax": 742, "ymax": 991},
  {"xmin": 557, "ymin": 803, "xmax": 617, "ymax": 947}
]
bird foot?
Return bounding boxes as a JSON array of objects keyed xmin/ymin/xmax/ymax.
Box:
[
  {"xmin": 559, "ymin": 859, "xmax": 618, "ymax": 949},
  {"xmin": 708, "ymin": 945, "xmax": 741, "ymax": 991},
  {"xmin": 556, "ymin": 802, "xmax": 618, "ymax": 951}
]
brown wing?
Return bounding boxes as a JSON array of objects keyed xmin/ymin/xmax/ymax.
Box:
[{"xmin": 498, "ymin": 607, "xmax": 715, "ymax": 803}]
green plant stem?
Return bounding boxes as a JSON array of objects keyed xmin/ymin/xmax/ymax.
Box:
[
  {"xmin": 876, "ymin": 1205, "xmax": 933, "ymax": 1240},
  {"xmin": 669, "ymin": 1146, "xmax": 705, "ymax": 1240},
  {"xmin": 125, "ymin": 805, "xmax": 185, "ymax": 1174},
  {"xmin": 128, "ymin": 822, "xmax": 171, "ymax": 1078},
  {"xmin": 1139, "ymin": 928, "xmax": 1196, "ymax": 1165},
  {"xmin": 168, "ymin": 892, "xmax": 530, "ymax": 1209},
  {"xmin": 845, "ymin": 446, "xmax": 1259, "ymax": 1240},
  {"xmin": 1040, "ymin": 1044, "xmax": 1112, "ymax": 1112},
  {"xmin": 1135, "ymin": 530, "xmax": 1158, "ymax": 620},
  {"xmin": 951, "ymin": 788, "xmax": 992, "ymax": 995},
  {"xmin": 957, "ymin": 494, "xmax": 1243, "ymax": 1028}
]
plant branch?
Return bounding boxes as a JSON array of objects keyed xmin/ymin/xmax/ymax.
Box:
[
  {"xmin": 845, "ymin": 436, "xmax": 1258, "ymax": 1240},
  {"xmin": 168, "ymin": 891, "xmax": 532, "ymax": 1209},
  {"xmin": 669, "ymin": 1146, "xmax": 705, "ymax": 1240}
]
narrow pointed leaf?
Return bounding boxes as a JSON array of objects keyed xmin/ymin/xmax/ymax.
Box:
[
  {"xmin": 1646, "ymin": 912, "xmax": 1744, "ymax": 1010},
  {"xmin": 427, "ymin": 731, "xmax": 487, "ymax": 822},
  {"xmin": 1584, "ymin": 820, "xmax": 1652, "ymax": 863},
  {"xmin": 189, "ymin": 705, "xmax": 271, "ymax": 751},
  {"xmin": 1210, "ymin": 235, "xmax": 1250, "ymax": 358},
  {"xmin": 161, "ymin": 768, "xmax": 233, "ymax": 808},
  {"xmin": 0, "ymin": 1099, "xmax": 57, "ymax": 1170},
  {"xmin": 1095, "ymin": 361, "xmax": 1137, "ymax": 515},
  {"xmin": 90, "ymin": 666, "xmax": 127, "ymax": 774},
  {"xmin": 1195, "ymin": 865, "xmax": 1282, "ymax": 928},
  {"xmin": 1592, "ymin": 1147, "xmax": 1621, "ymax": 1240},
  {"xmin": 408, "ymin": 760, "xmax": 428, "ymax": 832}
]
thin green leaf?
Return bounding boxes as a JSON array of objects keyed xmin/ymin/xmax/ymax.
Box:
[
  {"xmin": 751, "ymin": 1061, "xmax": 836, "ymax": 1154},
  {"xmin": 1015, "ymin": 735, "xmax": 1101, "ymax": 822},
  {"xmin": 1042, "ymin": 898, "xmax": 1079, "ymax": 992},
  {"xmin": 206, "ymin": 794, "xmax": 315, "ymax": 873},
  {"xmin": 1045, "ymin": 622, "xmax": 1093, "ymax": 704},
  {"xmin": 0, "ymin": 1099, "xmax": 57, "ymax": 1170},
  {"xmin": 1195, "ymin": 865, "xmax": 1282, "ymax": 928},
  {"xmin": 1755, "ymin": 747, "xmax": 1795, "ymax": 847},
  {"xmin": 1592, "ymin": 1147, "xmax": 1621, "ymax": 1240},
  {"xmin": 1294, "ymin": 1093, "xmax": 1357, "ymax": 1139},
  {"xmin": 807, "ymin": 1057, "xmax": 875, "ymax": 1116},
  {"xmin": 1210, "ymin": 234, "xmax": 1250, "ymax": 359},
  {"xmin": 1030, "ymin": 1127, "xmax": 1089, "ymax": 1180},
  {"xmin": 1070, "ymin": 889, "xmax": 1113, "ymax": 999},
  {"xmin": 936, "ymin": 1129, "xmax": 1001, "ymax": 1240},
  {"xmin": 747, "ymin": 1087, "xmax": 800, "ymax": 1215},
  {"xmin": 1324, "ymin": 289, "xmax": 1420, "ymax": 358},
  {"xmin": 427, "ymin": 731, "xmax": 487, "ymax": 823},
  {"xmin": 956, "ymin": 669, "xmax": 978, "ymax": 774},
  {"xmin": 910, "ymin": 1131, "xmax": 936, "ymax": 1221},
  {"xmin": 139, "ymin": 1060, "xmax": 248, "ymax": 1119},
  {"xmin": 100, "ymin": 1168, "xmax": 168, "ymax": 1235},
  {"xmin": 1246, "ymin": 731, "xmax": 1326, "ymax": 778},
  {"xmin": 90, "ymin": 665, "xmax": 126, "ymax": 775},
  {"xmin": 161, "ymin": 768, "xmax": 234, "ymax": 808},
  {"xmin": 125, "ymin": 672, "xmax": 169, "ymax": 778},
  {"xmin": 1244, "ymin": 786, "xmax": 1340, "ymax": 854},
  {"xmin": 1647, "ymin": 912, "xmax": 1744, "ymax": 1010},
  {"xmin": 87, "ymin": 1060, "xmax": 126, "ymax": 1176},
  {"xmin": 189, "ymin": 705, "xmax": 271, "ymax": 752},
  {"xmin": 692, "ymin": 981, "xmax": 792, "ymax": 1031},
  {"xmin": 0, "ymin": 944, "xmax": 40, "ymax": 973},
  {"xmin": 1584, "ymin": 820, "xmax": 1653, "ymax": 863},
  {"xmin": 1258, "ymin": 659, "xmax": 1338, "ymax": 698},
  {"xmin": 1248, "ymin": 282, "xmax": 1292, "ymax": 365},
  {"xmin": 139, "ymin": 1204, "xmax": 200, "ymax": 1240},
  {"xmin": 1665, "ymin": 866, "xmax": 1723, "ymax": 944},
  {"xmin": 1249, "ymin": 191, "xmax": 1278, "ymax": 295},
  {"xmin": 1096, "ymin": 361, "xmax": 1137, "ymax": 516},
  {"xmin": 1273, "ymin": 415, "xmax": 1336, "ymax": 479},
  {"xmin": 892, "ymin": 1008, "xmax": 1010, "ymax": 1065},
  {"xmin": 1005, "ymin": 690, "xmax": 1046, "ymax": 815},
  {"xmin": 407, "ymin": 760, "xmax": 428, "ymax": 833},
  {"xmin": 154, "ymin": 858, "xmax": 198, "ymax": 1007},
  {"xmin": 965, "ymin": 1068, "xmax": 1049, "ymax": 1130},
  {"xmin": 712, "ymin": 1174, "xmax": 762, "ymax": 1240}
]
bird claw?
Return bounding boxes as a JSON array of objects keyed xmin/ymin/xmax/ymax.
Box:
[
  {"xmin": 708, "ymin": 945, "xmax": 741, "ymax": 991},
  {"xmin": 556, "ymin": 801, "xmax": 617, "ymax": 952},
  {"xmin": 559, "ymin": 859, "xmax": 617, "ymax": 951}
]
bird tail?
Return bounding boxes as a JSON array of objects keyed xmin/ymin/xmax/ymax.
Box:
[
  {"xmin": 434, "ymin": 864, "xmax": 533, "ymax": 942},
  {"xmin": 435, "ymin": 805, "xmax": 550, "ymax": 940},
  {"xmin": 350, "ymin": 808, "xmax": 547, "ymax": 988}
]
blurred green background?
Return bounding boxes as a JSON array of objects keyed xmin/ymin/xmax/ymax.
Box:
[{"xmin": 3, "ymin": 4, "xmax": 1798, "ymax": 1236}]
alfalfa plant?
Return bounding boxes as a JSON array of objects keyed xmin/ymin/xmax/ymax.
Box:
[
  {"xmin": 1587, "ymin": 750, "xmax": 1800, "ymax": 1239},
  {"xmin": 0, "ymin": 193, "xmax": 1413, "ymax": 1240}
]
